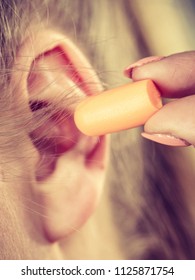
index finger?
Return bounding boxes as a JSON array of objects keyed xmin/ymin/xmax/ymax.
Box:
[{"xmin": 131, "ymin": 51, "xmax": 195, "ymax": 98}]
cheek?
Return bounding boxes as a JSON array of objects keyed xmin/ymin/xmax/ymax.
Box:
[
  {"xmin": 0, "ymin": 180, "xmax": 59, "ymax": 259},
  {"xmin": 0, "ymin": 186, "xmax": 28, "ymax": 259}
]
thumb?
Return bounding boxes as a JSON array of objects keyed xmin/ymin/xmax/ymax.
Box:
[
  {"xmin": 130, "ymin": 51, "xmax": 195, "ymax": 98},
  {"xmin": 142, "ymin": 95, "xmax": 195, "ymax": 147}
]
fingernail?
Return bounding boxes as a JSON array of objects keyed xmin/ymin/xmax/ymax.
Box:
[
  {"xmin": 124, "ymin": 56, "xmax": 164, "ymax": 78},
  {"xmin": 141, "ymin": 132, "xmax": 191, "ymax": 147}
]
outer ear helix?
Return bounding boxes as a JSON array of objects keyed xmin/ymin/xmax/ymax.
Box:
[{"xmin": 12, "ymin": 29, "xmax": 109, "ymax": 242}]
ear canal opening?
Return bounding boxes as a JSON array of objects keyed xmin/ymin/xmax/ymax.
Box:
[{"xmin": 29, "ymin": 100, "xmax": 49, "ymax": 112}]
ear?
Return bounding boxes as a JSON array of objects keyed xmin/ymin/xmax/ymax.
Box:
[{"xmin": 12, "ymin": 29, "xmax": 109, "ymax": 242}]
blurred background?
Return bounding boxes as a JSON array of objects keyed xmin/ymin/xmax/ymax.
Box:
[
  {"xmin": 129, "ymin": 0, "xmax": 195, "ymax": 55},
  {"xmin": 90, "ymin": 0, "xmax": 195, "ymax": 88}
]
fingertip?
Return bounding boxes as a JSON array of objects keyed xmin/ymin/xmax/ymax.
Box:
[{"xmin": 124, "ymin": 56, "xmax": 164, "ymax": 79}]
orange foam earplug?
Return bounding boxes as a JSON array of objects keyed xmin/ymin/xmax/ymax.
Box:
[{"xmin": 74, "ymin": 79, "xmax": 162, "ymax": 136}]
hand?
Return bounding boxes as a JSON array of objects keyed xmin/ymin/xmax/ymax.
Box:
[{"xmin": 126, "ymin": 52, "xmax": 195, "ymax": 146}]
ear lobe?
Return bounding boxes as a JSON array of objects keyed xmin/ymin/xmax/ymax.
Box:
[
  {"xmin": 13, "ymin": 29, "xmax": 108, "ymax": 242},
  {"xmin": 36, "ymin": 136, "xmax": 108, "ymax": 242}
]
